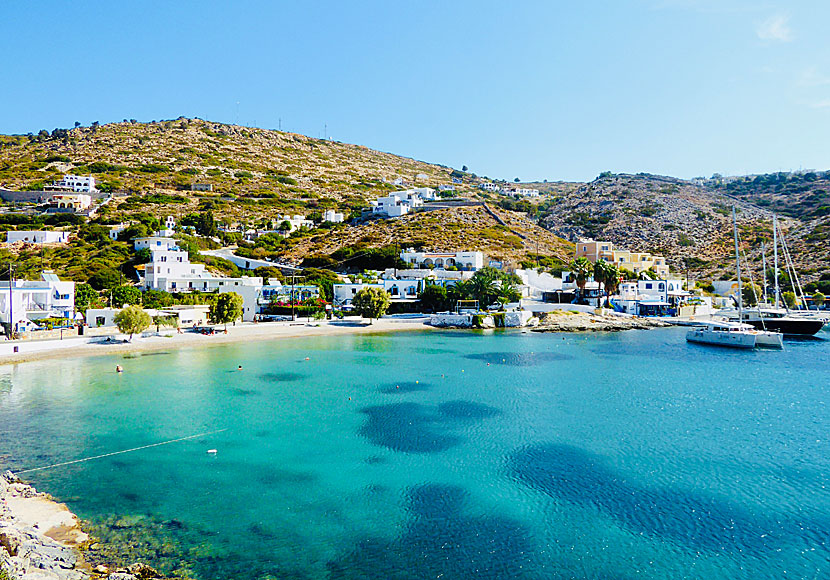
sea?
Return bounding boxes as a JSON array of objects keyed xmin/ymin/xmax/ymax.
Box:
[{"xmin": 1, "ymin": 326, "xmax": 828, "ymax": 580}]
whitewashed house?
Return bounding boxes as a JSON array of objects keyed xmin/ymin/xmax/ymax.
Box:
[
  {"xmin": 133, "ymin": 237, "xmax": 179, "ymax": 252},
  {"xmin": 399, "ymin": 250, "xmax": 486, "ymax": 271},
  {"xmin": 276, "ymin": 214, "xmax": 313, "ymax": 233},
  {"xmin": 332, "ymin": 279, "xmax": 421, "ymax": 307},
  {"xmin": 0, "ymin": 271, "xmax": 75, "ymax": 332},
  {"xmin": 49, "ymin": 193, "xmax": 92, "ymax": 211},
  {"xmin": 108, "ymin": 223, "xmax": 128, "ymax": 240},
  {"xmin": 479, "ymin": 183, "xmax": 500, "ymax": 192},
  {"xmin": 6, "ymin": 231, "xmax": 70, "ymax": 244},
  {"xmin": 323, "ymin": 209, "xmax": 345, "ymax": 223}
]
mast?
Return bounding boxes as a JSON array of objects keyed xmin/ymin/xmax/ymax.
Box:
[
  {"xmin": 761, "ymin": 241, "xmax": 767, "ymax": 305},
  {"xmin": 773, "ymin": 214, "xmax": 780, "ymax": 309},
  {"xmin": 733, "ymin": 207, "xmax": 742, "ymax": 323}
]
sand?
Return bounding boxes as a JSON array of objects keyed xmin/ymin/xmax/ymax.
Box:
[{"xmin": 0, "ymin": 317, "xmax": 431, "ymax": 366}]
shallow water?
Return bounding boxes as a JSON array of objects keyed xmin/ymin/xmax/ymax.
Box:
[{"xmin": 1, "ymin": 327, "xmax": 829, "ymax": 579}]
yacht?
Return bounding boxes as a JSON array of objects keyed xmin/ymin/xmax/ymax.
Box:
[
  {"xmin": 686, "ymin": 320, "xmax": 783, "ymax": 349},
  {"xmin": 721, "ymin": 307, "xmax": 826, "ymax": 336},
  {"xmin": 687, "ymin": 207, "xmax": 784, "ymax": 350}
]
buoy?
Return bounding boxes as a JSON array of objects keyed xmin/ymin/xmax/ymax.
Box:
[
  {"xmin": 207, "ymin": 449, "xmax": 217, "ymax": 455},
  {"xmin": 115, "ymin": 365, "xmax": 123, "ymax": 373},
  {"xmin": 305, "ymin": 357, "xmax": 310, "ymax": 361},
  {"xmin": 348, "ymin": 397, "xmax": 352, "ymax": 400},
  {"xmin": 416, "ymin": 380, "xmax": 419, "ymax": 384},
  {"xmin": 237, "ymin": 365, "xmax": 243, "ymax": 370},
  {"xmin": 487, "ymin": 363, "xmax": 490, "ymax": 366},
  {"xmin": 396, "ymin": 385, "xmax": 399, "ymax": 389}
]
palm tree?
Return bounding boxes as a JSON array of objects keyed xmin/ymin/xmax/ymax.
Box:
[
  {"xmin": 602, "ymin": 263, "xmax": 621, "ymax": 307},
  {"xmin": 593, "ymin": 261, "xmax": 609, "ymax": 297},
  {"xmin": 571, "ymin": 257, "xmax": 594, "ymax": 300}
]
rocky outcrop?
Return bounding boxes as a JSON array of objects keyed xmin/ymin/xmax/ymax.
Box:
[
  {"xmin": 0, "ymin": 472, "xmax": 162, "ymax": 580},
  {"xmin": 531, "ymin": 311, "xmax": 670, "ymax": 332}
]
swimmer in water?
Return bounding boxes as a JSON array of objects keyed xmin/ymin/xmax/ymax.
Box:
[{"xmin": 116, "ymin": 365, "xmax": 123, "ymax": 373}]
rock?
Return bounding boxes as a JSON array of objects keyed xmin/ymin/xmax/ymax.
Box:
[
  {"xmin": 3, "ymin": 470, "xmax": 20, "ymax": 483},
  {"xmin": 126, "ymin": 563, "xmax": 160, "ymax": 579},
  {"xmin": 93, "ymin": 564, "xmax": 109, "ymax": 575}
]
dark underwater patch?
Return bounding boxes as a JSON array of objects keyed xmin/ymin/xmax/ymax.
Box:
[
  {"xmin": 326, "ymin": 483, "xmax": 540, "ymax": 580},
  {"xmin": 507, "ymin": 443, "xmax": 829, "ymax": 554},
  {"xmin": 358, "ymin": 400, "xmax": 501, "ymax": 453}
]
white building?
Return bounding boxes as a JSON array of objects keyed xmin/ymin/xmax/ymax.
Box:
[
  {"xmin": 323, "ymin": 209, "xmax": 345, "ymax": 223},
  {"xmin": 164, "ymin": 216, "xmax": 176, "ymax": 230},
  {"xmin": 372, "ymin": 194, "xmax": 413, "ymax": 217},
  {"xmin": 86, "ymin": 305, "xmax": 211, "ymax": 329},
  {"xmin": 506, "ymin": 188, "xmax": 540, "ymax": 197},
  {"xmin": 108, "ymin": 223, "xmax": 128, "ymax": 241},
  {"xmin": 0, "ymin": 271, "xmax": 75, "ymax": 332},
  {"xmin": 50, "ymin": 193, "xmax": 92, "ymax": 211},
  {"xmin": 143, "ymin": 247, "xmax": 208, "ymax": 290},
  {"xmin": 399, "ymin": 250, "xmax": 486, "ymax": 271},
  {"xmin": 6, "ymin": 231, "xmax": 70, "ymax": 244},
  {"xmin": 479, "ymin": 183, "xmax": 500, "ymax": 192},
  {"xmin": 60, "ymin": 175, "xmax": 97, "ymax": 193},
  {"xmin": 333, "ymin": 278, "xmax": 422, "ymax": 307},
  {"xmin": 371, "ymin": 189, "xmax": 432, "ymax": 217},
  {"xmin": 134, "ymin": 237, "xmax": 179, "ymax": 252},
  {"xmin": 438, "ymin": 185, "xmax": 455, "ymax": 192},
  {"xmin": 277, "ymin": 214, "xmax": 313, "ymax": 233}
]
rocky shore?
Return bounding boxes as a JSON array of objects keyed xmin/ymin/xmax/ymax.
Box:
[
  {"xmin": 531, "ymin": 310, "xmax": 670, "ymax": 332},
  {"xmin": 0, "ymin": 472, "xmax": 162, "ymax": 580}
]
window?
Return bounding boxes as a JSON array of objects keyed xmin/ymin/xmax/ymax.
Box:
[
  {"xmin": 601, "ymin": 245, "xmax": 609, "ymax": 251},
  {"xmin": 96, "ymin": 316, "xmax": 105, "ymax": 327},
  {"xmin": 658, "ymin": 283, "xmax": 665, "ymax": 291},
  {"xmin": 645, "ymin": 283, "xmax": 653, "ymax": 289}
]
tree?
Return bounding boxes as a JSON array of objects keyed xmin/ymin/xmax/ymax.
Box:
[
  {"xmin": 211, "ymin": 292, "xmax": 244, "ymax": 330},
  {"xmin": 813, "ymin": 291, "xmax": 826, "ymax": 309},
  {"xmin": 278, "ymin": 220, "xmax": 292, "ymax": 234},
  {"xmin": 87, "ymin": 266, "xmax": 122, "ymax": 290},
  {"xmin": 741, "ymin": 282, "xmax": 762, "ymax": 307},
  {"xmin": 142, "ymin": 289, "xmax": 174, "ymax": 309},
  {"xmin": 419, "ymin": 284, "xmax": 448, "ymax": 313},
  {"xmin": 782, "ymin": 291, "xmax": 797, "ymax": 309},
  {"xmin": 514, "ymin": 177, "xmax": 520, "ymax": 182},
  {"xmin": 571, "ymin": 257, "xmax": 594, "ymax": 298},
  {"xmin": 352, "ymin": 287, "xmax": 390, "ymax": 323},
  {"xmin": 74, "ymin": 121, "xmax": 81, "ymax": 128},
  {"xmin": 462, "ymin": 165, "xmax": 468, "ymax": 172},
  {"xmin": 111, "ymin": 285, "xmax": 142, "ymax": 307},
  {"xmin": 75, "ymin": 283, "xmax": 99, "ymax": 314},
  {"xmin": 114, "ymin": 305, "xmax": 151, "ymax": 341},
  {"xmin": 152, "ymin": 315, "xmax": 178, "ymax": 332}
]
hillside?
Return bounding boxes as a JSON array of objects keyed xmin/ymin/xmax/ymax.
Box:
[
  {"xmin": 1, "ymin": 119, "xmax": 828, "ymax": 288},
  {"xmin": 0, "ymin": 119, "xmax": 572, "ymax": 284},
  {"xmin": 518, "ymin": 173, "xmax": 829, "ymax": 282}
]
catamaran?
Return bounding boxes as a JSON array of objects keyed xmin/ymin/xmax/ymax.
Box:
[
  {"xmin": 687, "ymin": 207, "xmax": 783, "ymax": 349},
  {"xmin": 719, "ymin": 214, "xmax": 826, "ymax": 336}
]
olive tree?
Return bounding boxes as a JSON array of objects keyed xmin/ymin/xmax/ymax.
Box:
[
  {"xmin": 211, "ymin": 292, "xmax": 244, "ymax": 330},
  {"xmin": 352, "ymin": 287, "xmax": 390, "ymax": 324},
  {"xmin": 114, "ymin": 305, "xmax": 152, "ymax": 341}
]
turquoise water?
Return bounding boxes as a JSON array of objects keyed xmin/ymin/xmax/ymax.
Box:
[{"xmin": 1, "ymin": 327, "xmax": 829, "ymax": 579}]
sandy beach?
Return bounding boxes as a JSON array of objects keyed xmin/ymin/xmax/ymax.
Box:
[{"xmin": 0, "ymin": 316, "xmax": 431, "ymax": 366}]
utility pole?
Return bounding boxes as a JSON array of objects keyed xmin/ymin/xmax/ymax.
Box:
[{"xmin": 8, "ymin": 264, "xmax": 14, "ymax": 340}]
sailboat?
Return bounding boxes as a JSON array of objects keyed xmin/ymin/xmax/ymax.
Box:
[
  {"xmin": 687, "ymin": 208, "xmax": 783, "ymax": 349},
  {"xmin": 722, "ymin": 214, "xmax": 826, "ymax": 336}
]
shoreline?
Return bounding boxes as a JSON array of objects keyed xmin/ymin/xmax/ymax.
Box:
[{"xmin": 0, "ymin": 317, "xmax": 431, "ymax": 366}]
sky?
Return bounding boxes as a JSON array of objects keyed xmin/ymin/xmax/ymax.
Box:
[{"xmin": 2, "ymin": 0, "xmax": 829, "ymax": 182}]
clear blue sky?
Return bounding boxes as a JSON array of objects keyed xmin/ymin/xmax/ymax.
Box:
[{"xmin": 2, "ymin": 1, "xmax": 829, "ymax": 182}]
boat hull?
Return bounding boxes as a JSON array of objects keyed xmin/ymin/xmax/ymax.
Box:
[
  {"xmin": 686, "ymin": 329, "xmax": 757, "ymax": 349},
  {"xmin": 743, "ymin": 318, "xmax": 825, "ymax": 336}
]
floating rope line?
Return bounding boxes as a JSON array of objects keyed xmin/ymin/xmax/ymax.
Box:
[{"xmin": 14, "ymin": 428, "xmax": 228, "ymax": 475}]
